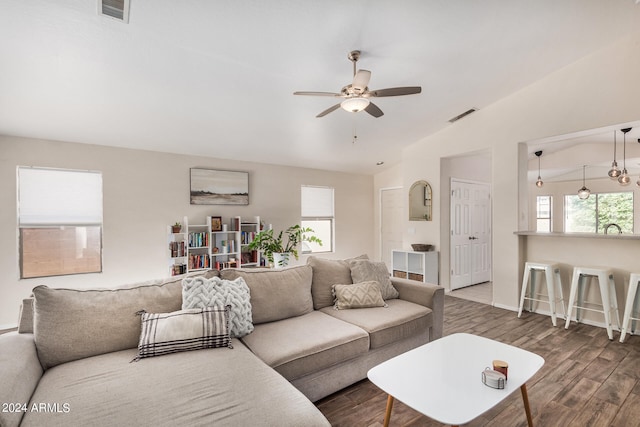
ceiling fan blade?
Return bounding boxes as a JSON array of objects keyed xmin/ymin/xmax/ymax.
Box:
[
  {"xmin": 293, "ymin": 91, "xmax": 343, "ymax": 97},
  {"xmin": 369, "ymin": 86, "xmax": 422, "ymax": 97},
  {"xmin": 365, "ymin": 102, "xmax": 384, "ymax": 118},
  {"xmin": 316, "ymin": 103, "xmax": 341, "ymax": 118},
  {"xmin": 352, "ymin": 69, "xmax": 371, "ymax": 92}
]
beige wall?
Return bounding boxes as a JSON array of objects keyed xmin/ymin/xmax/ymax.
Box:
[
  {"xmin": 0, "ymin": 136, "xmax": 373, "ymax": 327},
  {"xmin": 374, "ymin": 30, "xmax": 640, "ymax": 311}
]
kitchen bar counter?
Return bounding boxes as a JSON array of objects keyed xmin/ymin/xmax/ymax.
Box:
[{"xmin": 514, "ymin": 231, "xmax": 640, "ymax": 240}]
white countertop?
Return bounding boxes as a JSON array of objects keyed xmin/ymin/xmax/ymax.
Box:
[{"xmin": 514, "ymin": 231, "xmax": 640, "ymax": 240}]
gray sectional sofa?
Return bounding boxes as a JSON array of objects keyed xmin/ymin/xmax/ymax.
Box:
[{"xmin": 0, "ymin": 256, "xmax": 443, "ymax": 427}]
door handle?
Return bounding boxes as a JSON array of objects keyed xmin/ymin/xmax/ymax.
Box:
[{"xmin": 468, "ymin": 236, "xmax": 478, "ymax": 240}]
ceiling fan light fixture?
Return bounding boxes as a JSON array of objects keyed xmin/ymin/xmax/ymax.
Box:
[{"xmin": 340, "ymin": 97, "xmax": 370, "ymax": 113}]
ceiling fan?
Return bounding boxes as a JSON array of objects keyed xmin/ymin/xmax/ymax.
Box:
[{"xmin": 294, "ymin": 50, "xmax": 422, "ymax": 118}]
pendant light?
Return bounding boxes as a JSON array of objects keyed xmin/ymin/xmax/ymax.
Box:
[
  {"xmin": 607, "ymin": 130, "xmax": 620, "ymax": 179},
  {"xmin": 617, "ymin": 127, "xmax": 632, "ymax": 186},
  {"xmin": 534, "ymin": 150, "xmax": 543, "ymax": 187},
  {"xmin": 577, "ymin": 165, "xmax": 591, "ymax": 200}
]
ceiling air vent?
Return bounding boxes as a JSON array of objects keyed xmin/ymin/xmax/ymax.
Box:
[
  {"xmin": 99, "ymin": 0, "xmax": 130, "ymax": 23},
  {"xmin": 448, "ymin": 108, "xmax": 477, "ymax": 123}
]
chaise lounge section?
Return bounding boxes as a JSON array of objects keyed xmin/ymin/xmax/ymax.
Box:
[{"xmin": 0, "ymin": 256, "xmax": 443, "ymax": 427}]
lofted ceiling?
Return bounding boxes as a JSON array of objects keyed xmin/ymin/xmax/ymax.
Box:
[{"xmin": 1, "ymin": 1, "xmax": 640, "ymax": 175}]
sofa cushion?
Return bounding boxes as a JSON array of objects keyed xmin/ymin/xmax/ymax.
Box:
[
  {"xmin": 135, "ymin": 306, "xmax": 232, "ymax": 361},
  {"xmin": 332, "ymin": 281, "xmax": 386, "ymax": 310},
  {"xmin": 32, "ymin": 279, "xmax": 185, "ymax": 370},
  {"xmin": 307, "ymin": 254, "xmax": 368, "ymax": 310},
  {"xmin": 182, "ymin": 276, "xmax": 253, "ymax": 337},
  {"xmin": 221, "ymin": 265, "xmax": 313, "ymax": 324},
  {"xmin": 349, "ymin": 259, "xmax": 399, "ymax": 300},
  {"xmin": 20, "ymin": 340, "xmax": 330, "ymax": 427},
  {"xmin": 320, "ymin": 299, "xmax": 432, "ymax": 349},
  {"xmin": 241, "ymin": 311, "xmax": 369, "ymax": 381}
]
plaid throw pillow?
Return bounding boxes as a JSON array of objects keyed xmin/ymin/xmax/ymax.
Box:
[{"xmin": 133, "ymin": 306, "xmax": 232, "ymax": 361}]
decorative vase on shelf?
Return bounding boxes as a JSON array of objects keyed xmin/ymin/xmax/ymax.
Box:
[{"xmin": 172, "ymin": 225, "xmax": 182, "ymax": 233}]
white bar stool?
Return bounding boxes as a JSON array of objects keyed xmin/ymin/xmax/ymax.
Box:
[
  {"xmin": 564, "ymin": 266, "xmax": 621, "ymax": 340},
  {"xmin": 518, "ymin": 262, "xmax": 566, "ymax": 326},
  {"xmin": 619, "ymin": 273, "xmax": 640, "ymax": 343}
]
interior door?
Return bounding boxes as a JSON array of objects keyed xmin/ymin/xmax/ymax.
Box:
[
  {"xmin": 380, "ymin": 187, "xmax": 403, "ymax": 269},
  {"xmin": 450, "ymin": 180, "xmax": 491, "ymax": 289}
]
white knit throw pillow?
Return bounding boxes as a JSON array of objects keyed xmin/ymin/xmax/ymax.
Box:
[{"xmin": 182, "ymin": 276, "xmax": 253, "ymax": 337}]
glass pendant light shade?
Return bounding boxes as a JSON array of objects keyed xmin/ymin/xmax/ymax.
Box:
[
  {"xmin": 608, "ymin": 130, "xmax": 620, "ymax": 179},
  {"xmin": 534, "ymin": 150, "xmax": 543, "ymax": 188},
  {"xmin": 578, "ymin": 186, "xmax": 591, "ymax": 199},
  {"xmin": 340, "ymin": 97, "xmax": 370, "ymax": 113},
  {"xmin": 577, "ymin": 164, "xmax": 590, "ymax": 199},
  {"xmin": 618, "ymin": 127, "xmax": 632, "ymax": 186},
  {"xmin": 618, "ymin": 170, "xmax": 631, "ymax": 186}
]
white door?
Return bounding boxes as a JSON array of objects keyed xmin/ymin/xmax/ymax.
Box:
[
  {"xmin": 380, "ymin": 187, "xmax": 403, "ymax": 269},
  {"xmin": 450, "ymin": 180, "xmax": 491, "ymax": 290}
]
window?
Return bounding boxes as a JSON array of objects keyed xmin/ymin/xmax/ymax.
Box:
[
  {"xmin": 301, "ymin": 186, "xmax": 334, "ymax": 253},
  {"xmin": 564, "ymin": 192, "xmax": 633, "ymax": 234},
  {"xmin": 536, "ymin": 195, "xmax": 552, "ymax": 232},
  {"xmin": 18, "ymin": 167, "xmax": 103, "ymax": 278}
]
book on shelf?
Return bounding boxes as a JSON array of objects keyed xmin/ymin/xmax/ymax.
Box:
[
  {"xmin": 188, "ymin": 254, "xmax": 210, "ymax": 270},
  {"xmin": 188, "ymin": 232, "xmax": 209, "ymax": 248},
  {"xmin": 171, "ymin": 264, "xmax": 187, "ymax": 276},
  {"xmin": 168, "ymin": 241, "xmax": 186, "ymax": 257}
]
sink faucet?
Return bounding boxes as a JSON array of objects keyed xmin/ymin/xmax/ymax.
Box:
[{"xmin": 604, "ymin": 223, "xmax": 622, "ymax": 235}]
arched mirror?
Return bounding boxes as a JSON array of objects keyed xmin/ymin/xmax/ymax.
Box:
[{"xmin": 409, "ymin": 180, "xmax": 432, "ymax": 221}]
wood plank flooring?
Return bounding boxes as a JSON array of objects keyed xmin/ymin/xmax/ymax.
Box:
[{"xmin": 316, "ymin": 295, "xmax": 640, "ymax": 427}]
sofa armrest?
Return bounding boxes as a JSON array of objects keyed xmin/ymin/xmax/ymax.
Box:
[
  {"xmin": 391, "ymin": 277, "xmax": 444, "ymax": 340},
  {"xmin": 18, "ymin": 297, "xmax": 34, "ymax": 334},
  {"xmin": 0, "ymin": 332, "xmax": 43, "ymax": 427}
]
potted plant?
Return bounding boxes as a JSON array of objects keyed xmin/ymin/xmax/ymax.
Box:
[
  {"xmin": 248, "ymin": 225, "xmax": 322, "ymax": 268},
  {"xmin": 171, "ymin": 222, "xmax": 182, "ymax": 233}
]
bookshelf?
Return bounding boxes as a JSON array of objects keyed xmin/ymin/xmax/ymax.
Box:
[
  {"xmin": 234, "ymin": 216, "xmax": 262, "ymax": 267},
  {"xmin": 167, "ymin": 216, "xmax": 187, "ymax": 276},
  {"xmin": 187, "ymin": 217, "xmax": 211, "ymax": 272},
  {"xmin": 167, "ymin": 215, "xmax": 263, "ymax": 276}
]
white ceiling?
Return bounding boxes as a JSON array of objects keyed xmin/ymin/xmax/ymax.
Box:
[{"xmin": 2, "ymin": 1, "xmax": 640, "ymax": 175}]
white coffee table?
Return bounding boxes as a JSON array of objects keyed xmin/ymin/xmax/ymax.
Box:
[{"xmin": 367, "ymin": 333, "xmax": 544, "ymax": 427}]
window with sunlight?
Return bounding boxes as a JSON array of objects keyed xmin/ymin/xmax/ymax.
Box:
[
  {"xmin": 301, "ymin": 185, "xmax": 334, "ymax": 253},
  {"xmin": 18, "ymin": 167, "xmax": 103, "ymax": 278},
  {"xmin": 536, "ymin": 195, "xmax": 552, "ymax": 232},
  {"xmin": 564, "ymin": 192, "xmax": 633, "ymax": 234}
]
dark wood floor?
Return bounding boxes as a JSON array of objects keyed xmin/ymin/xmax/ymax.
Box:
[{"xmin": 316, "ymin": 295, "xmax": 640, "ymax": 427}]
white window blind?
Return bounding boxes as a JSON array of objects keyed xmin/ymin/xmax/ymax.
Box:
[
  {"xmin": 18, "ymin": 167, "xmax": 103, "ymax": 226},
  {"xmin": 301, "ymin": 186, "xmax": 334, "ymax": 217}
]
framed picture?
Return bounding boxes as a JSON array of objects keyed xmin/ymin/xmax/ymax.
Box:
[
  {"xmin": 190, "ymin": 168, "xmax": 249, "ymax": 205},
  {"xmin": 210, "ymin": 216, "xmax": 222, "ymax": 232}
]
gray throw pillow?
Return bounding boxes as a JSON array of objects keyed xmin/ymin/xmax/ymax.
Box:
[
  {"xmin": 182, "ymin": 276, "xmax": 253, "ymax": 338},
  {"xmin": 134, "ymin": 306, "xmax": 232, "ymax": 361},
  {"xmin": 332, "ymin": 281, "xmax": 387, "ymax": 310},
  {"xmin": 307, "ymin": 254, "xmax": 369, "ymax": 309},
  {"xmin": 349, "ymin": 259, "xmax": 399, "ymax": 300}
]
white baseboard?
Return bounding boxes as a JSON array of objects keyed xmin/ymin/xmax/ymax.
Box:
[{"xmin": 0, "ymin": 323, "xmax": 18, "ymax": 331}]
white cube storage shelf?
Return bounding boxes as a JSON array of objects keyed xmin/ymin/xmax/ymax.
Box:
[{"xmin": 392, "ymin": 250, "xmax": 439, "ymax": 285}]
